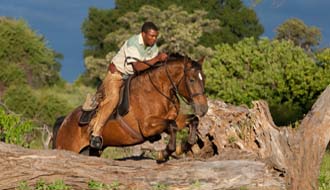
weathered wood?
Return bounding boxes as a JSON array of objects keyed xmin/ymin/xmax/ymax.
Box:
[
  {"xmin": 194, "ymin": 85, "xmax": 330, "ymax": 190},
  {"xmin": 0, "ymin": 143, "xmax": 284, "ymax": 190},
  {"xmin": 1, "ymin": 85, "xmax": 330, "ymax": 190}
]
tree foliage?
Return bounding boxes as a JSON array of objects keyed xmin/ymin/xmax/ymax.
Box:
[
  {"xmin": 2, "ymin": 85, "xmax": 72, "ymax": 126},
  {"xmin": 275, "ymin": 18, "xmax": 321, "ymax": 51},
  {"xmin": 83, "ymin": 5, "xmax": 218, "ymax": 83},
  {"xmin": 0, "ymin": 61, "xmax": 27, "ymax": 86},
  {"xmin": 316, "ymin": 48, "xmax": 330, "ymax": 66},
  {"xmin": 0, "ymin": 17, "xmax": 62, "ymax": 87},
  {"xmin": 204, "ymin": 37, "xmax": 330, "ymax": 125},
  {"xmin": 114, "ymin": 0, "xmax": 264, "ymax": 46},
  {"xmin": 82, "ymin": 8, "xmax": 120, "ymax": 58},
  {"xmin": 0, "ymin": 107, "xmax": 35, "ymax": 147},
  {"xmin": 106, "ymin": 5, "xmax": 217, "ymax": 58},
  {"xmin": 82, "ymin": 0, "xmax": 263, "ymax": 58}
]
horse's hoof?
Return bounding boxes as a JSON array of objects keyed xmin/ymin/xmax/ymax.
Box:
[
  {"xmin": 90, "ymin": 135, "xmax": 103, "ymax": 149},
  {"xmin": 156, "ymin": 151, "xmax": 165, "ymax": 162},
  {"xmin": 175, "ymin": 143, "xmax": 183, "ymax": 155},
  {"xmin": 156, "ymin": 150, "xmax": 170, "ymax": 163}
]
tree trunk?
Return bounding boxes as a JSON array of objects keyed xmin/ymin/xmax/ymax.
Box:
[
  {"xmin": 193, "ymin": 85, "xmax": 330, "ymax": 190},
  {"xmin": 1, "ymin": 86, "xmax": 330, "ymax": 190}
]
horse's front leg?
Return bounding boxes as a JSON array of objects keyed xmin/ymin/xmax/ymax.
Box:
[
  {"xmin": 174, "ymin": 114, "xmax": 200, "ymax": 155},
  {"xmin": 158, "ymin": 120, "xmax": 178, "ymax": 162},
  {"xmin": 175, "ymin": 114, "xmax": 199, "ymax": 145},
  {"xmin": 187, "ymin": 115, "xmax": 199, "ymax": 145}
]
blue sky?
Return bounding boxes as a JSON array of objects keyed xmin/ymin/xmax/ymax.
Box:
[
  {"xmin": 1, "ymin": 0, "xmax": 330, "ymax": 82},
  {"xmin": 0, "ymin": 0, "xmax": 115, "ymax": 82},
  {"xmin": 246, "ymin": 0, "xmax": 330, "ymax": 48}
]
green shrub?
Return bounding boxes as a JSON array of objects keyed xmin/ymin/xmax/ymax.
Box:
[
  {"xmin": 2, "ymin": 84, "xmax": 71, "ymax": 126},
  {"xmin": 0, "ymin": 61, "xmax": 27, "ymax": 86},
  {"xmin": 319, "ymin": 152, "xmax": 330, "ymax": 190},
  {"xmin": 88, "ymin": 179, "xmax": 120, "ymax": 190},
  {"xmin": 3, "ymin": 85, "xmax": 39, "ymax": 119},
  {"xmin": 0, "ymin": 17, "xmax": 61, "ymax": 87},
  {"xmin": 18, "ymin": 179, "xmax": 71, "ymax": 190},
  {"xmin": 0, "ymin": 107, "xmax": 35, "ymax": 147},
  {"xmin": 204, "ymin": 38, "xmax": 330, "ymax": 125}
]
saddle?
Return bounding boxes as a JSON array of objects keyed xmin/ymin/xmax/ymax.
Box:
[{"xmin": 79, "ymin": 75, "xmax": 133, "ymax": 125}]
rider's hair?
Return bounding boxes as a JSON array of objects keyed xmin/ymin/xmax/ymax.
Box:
[{"xmin": 141, "ymin": 22, "xmax": 158, "ymax": 33}]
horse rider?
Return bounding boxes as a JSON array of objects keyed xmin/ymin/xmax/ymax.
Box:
[{"xmin": 87, "ymin": 21, "xmax": 168, "ymax": 149}]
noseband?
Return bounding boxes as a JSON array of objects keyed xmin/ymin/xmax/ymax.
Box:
[{"xmin": 183, "ymin": 66, "xmax": 205, "ymax": 100}]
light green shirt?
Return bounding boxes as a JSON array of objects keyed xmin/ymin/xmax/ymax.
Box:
[{"xmin": 111, "ymin": 33, "xmax": 159, "ymax": 75}]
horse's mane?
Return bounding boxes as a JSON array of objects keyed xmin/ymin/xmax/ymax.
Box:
[
  {"xmin": 167, "ymin": 53, "xmax": 201, "ymax": 70},
  {"xmin": 134, "ymin": 53, "xmax": 188, "ymax": 76},
  {"xmin": 167, "ymin": 53, "xmax": 186, "ymax": 62}
]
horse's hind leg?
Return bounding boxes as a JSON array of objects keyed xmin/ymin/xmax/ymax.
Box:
[
  {"xmin": 52, "ymin": 116, "xmax": 66, "ymax": 149},
  {"xmin": 157, "ymin": 120, "xmax": 178, "ymax": 162}
]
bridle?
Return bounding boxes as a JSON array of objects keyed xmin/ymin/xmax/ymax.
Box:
[
  {"xmin": 182, "ymin": 61, "xmax": 205, "ymax": 100},
  {"xmin": 127, "ymin": 56, "xmax": 205, "ymax": 108},
  {"xmin": 148, "ymin": 57, "xmax": 205, "ymax": 107}
]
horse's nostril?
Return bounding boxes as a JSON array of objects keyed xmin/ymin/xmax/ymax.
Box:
[
  {"xmin": 202, "ymin": 105, "xmax": 208, "ymax": 115},
  {"xmin": 194, "ymin": 105, "xmax": 208, "ymax": 116},
  {"xmin": 200, "ymin": 105, "xmax": 208, "ymax": 116}
]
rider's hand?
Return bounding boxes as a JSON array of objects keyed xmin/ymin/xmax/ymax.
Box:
[{"xmin": 157, "ymin": 53, "xmax": 168, "ymax": 62}]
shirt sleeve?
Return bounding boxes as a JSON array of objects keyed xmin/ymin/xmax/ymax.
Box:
[
  {"xmin": 125, "ymin": 46, "xmax": 142, "ymax": 64},
  {"xmin": 151, "ymin": 46, "xmax": 159, "ymax": 59}
]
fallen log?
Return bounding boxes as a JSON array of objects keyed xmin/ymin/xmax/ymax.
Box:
[
  {"xmin": 0, "ymin": 142, "xmax": 284, "ymax": 189},
  {"xmin": 1, "ymin": 85, "xmax": 330, "ymax": 190}
]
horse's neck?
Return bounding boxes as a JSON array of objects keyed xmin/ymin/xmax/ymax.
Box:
[
  {"xmin": 132, "ymin": 61, "xmax": 184, "ymax": 94},
  {"xmin": 160, "ymin": 61, "xmax": 184, "ymax": 86}
]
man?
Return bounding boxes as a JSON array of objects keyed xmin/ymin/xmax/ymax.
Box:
[{"xmin": 89, "ymin": 21, "xmax": 168, "ymax": 149}]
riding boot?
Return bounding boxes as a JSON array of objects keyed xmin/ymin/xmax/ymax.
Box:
[{"xmin": 90, "ymin": 135, "xmax": 103, "ymax": 149}]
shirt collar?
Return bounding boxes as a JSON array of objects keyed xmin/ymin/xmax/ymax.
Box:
[{"xmin": 138, "ymin": 33, "xmax": 145, "ymax": 46}]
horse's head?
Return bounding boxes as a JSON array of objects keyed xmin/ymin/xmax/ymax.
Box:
[{"xmin": 178, "ymin": 57, "xmax": 208, "ymax": 117}]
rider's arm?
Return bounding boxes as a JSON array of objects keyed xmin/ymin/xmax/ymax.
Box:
[{"xmin": 131, "ymin": 53, "xmax": 168, "ymax": 72}]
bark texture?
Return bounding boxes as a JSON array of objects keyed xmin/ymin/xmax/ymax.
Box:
[
  {"xmin": 192, "ymin": 86, "xmax": 330, "ymax": 190},
  {"xmin": 0, "ymin": 143, "xmax": 283, "ymax": 189},
  {"xmin": 1, "ymin": 86, "xmax": 330, "ymax": 190}
]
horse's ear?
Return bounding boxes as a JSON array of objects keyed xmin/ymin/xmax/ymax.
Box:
[{"xmin": 198, "ymin": 56, "xmax": 205, "ymax": 65}]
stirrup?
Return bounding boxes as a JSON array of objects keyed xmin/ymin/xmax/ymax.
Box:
[{"xmin": 90, "ymin": 135, "xmax": 103, "ymax": 149}]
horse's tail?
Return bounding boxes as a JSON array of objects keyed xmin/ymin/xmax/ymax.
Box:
[{"xmin": 52, "ymin": 116, "xmax": 66, "ymax": 149}]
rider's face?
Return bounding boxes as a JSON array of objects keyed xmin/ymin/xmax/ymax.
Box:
[{"xmin": 142, "ymin": 29, "xmax": 158, "ymax": 46}]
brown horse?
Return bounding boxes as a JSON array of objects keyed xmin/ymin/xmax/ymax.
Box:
[{"xmin": 53, "ymin": 54, "xmax": 208, "ymax": 161}]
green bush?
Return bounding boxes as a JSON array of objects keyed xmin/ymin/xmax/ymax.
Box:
[
  {"xmin": 319, "ymin": 152, "xmax": 330, "ymax": 190},
  {"xmin": 0, "ymin": 107, "xmax": 35, "ymax": 147},
  {"xmin": 0, "ymin": 61, "xmax": 27, "ymax": 86},
  {"xmin": 204, "ymin": 38, "xmax": 330, "ymax": 125},
  {"xmin": 2, "ymin": 84, "xmax": 71, "ymax": 126},
  {"xmin": 3, "ymin": 85, "xmax": 39, "ymax": 119},
  {"xmin": 18, "ymin": 179, "xmax": 71, "ymax": 190},
  {"xmin": 88, "ymin": 179, "xmax": 120, "ymax": 190},
  {"xmin": 0, "ymin": 17, "xmax": 61, "ymax": 87}
]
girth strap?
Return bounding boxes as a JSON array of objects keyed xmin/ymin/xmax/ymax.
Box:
[{"xmin": 117, "ymin": 114, "xmax": 144, "ymax": 141}]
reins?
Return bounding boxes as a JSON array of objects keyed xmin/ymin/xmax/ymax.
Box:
[
  {"xmin": 147, "ymin": 60, "xmax": 180, "ymax": 113},
  {"xmin": 128, "ymin": 55, "xmax": 204, "ymax": 110},
  {"xmin": 126, "ymin": 56, "xmax": 179, "ymax": 109}
]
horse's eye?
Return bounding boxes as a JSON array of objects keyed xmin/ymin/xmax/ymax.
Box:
[{"xmin": 190, "ymin": 78, "xmax": 195, "ymax": 83}]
